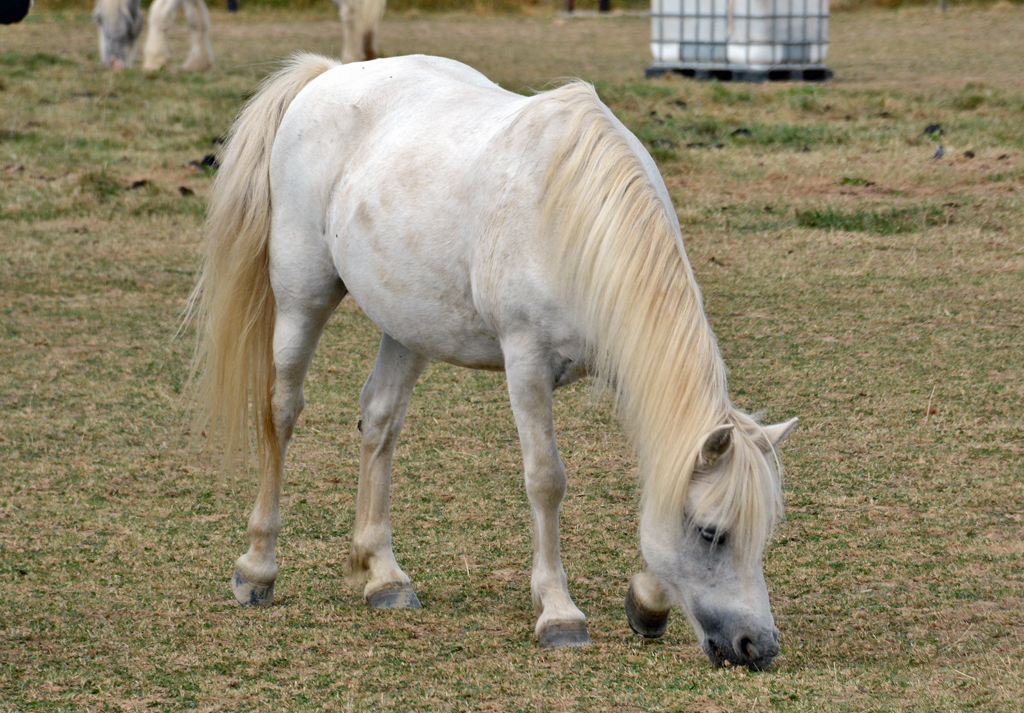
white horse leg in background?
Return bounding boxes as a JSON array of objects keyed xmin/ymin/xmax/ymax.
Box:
[
  {"xmin": 140, "ymin": 0, "xmax": 176, "ymax": 70},
  {"xmin": 181, "ymin": 0, "xmax": 215, "ymax": 71},
  {"xmin": 94, "ymin": 0, "xmax": 144, "ymax": 69},
  {"xmin": 143, "ymin": 0, "xmax": 214, "ymax": 72},
  {"xmin": 333, "ymin": 0, "xmax": 387, "ymax": 63}
]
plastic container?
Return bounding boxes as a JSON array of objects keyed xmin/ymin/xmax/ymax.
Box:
[
  {"xmin": 726, "ymin": 0, "xmax": 829, "ymax": 66},
  {"xmin": 651, "ymin": 0, "xmax": 829, "ymax": 68}
]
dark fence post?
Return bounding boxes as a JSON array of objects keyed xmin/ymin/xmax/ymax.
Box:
[{"xmin": 599, "ymin": 0, "xmax": 610, "ymax": 10}]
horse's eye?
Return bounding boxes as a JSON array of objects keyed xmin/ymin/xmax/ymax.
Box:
[{"xmin": 699, "ymin": 526, "xmax": 727, "ymax": 546}]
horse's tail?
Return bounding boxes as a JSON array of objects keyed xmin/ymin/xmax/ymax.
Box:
[{"xmin": 188, "ymin": 52, "xmax": 340, "ymax": 475}]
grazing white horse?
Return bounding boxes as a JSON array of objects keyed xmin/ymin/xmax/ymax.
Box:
[
  {"xmin": 190, "ymin": 53, "xmax": 798, "ymax": 668},
  {"xmin": 92, "ymin": 0, "xmax": 384, "ymax": 71}
]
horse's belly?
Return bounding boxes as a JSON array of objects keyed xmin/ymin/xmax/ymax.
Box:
[
  {"xmin": 340, "ymin": 267, "xmax": 505, "ymax": 370},
  {"xmin": 326, "ymin": 161, "xmax": 516, "ymax": 370}
]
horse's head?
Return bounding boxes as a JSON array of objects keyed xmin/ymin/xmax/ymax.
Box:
[
  {"xmin": 630, "ymin": 416, "xmax": 797, "ymax": 670},
  {"xmin": 93, "ymin": 0, "xmax": 143, "ymax": 70}
]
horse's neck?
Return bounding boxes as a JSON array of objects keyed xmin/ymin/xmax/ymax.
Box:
[
  {"xmin": 594, "ymin": 217, "xmax": 730, "ymax": 500},
  {"xmin": 524, "ymin": 82, "xmax": 731, "ymax": 482}
]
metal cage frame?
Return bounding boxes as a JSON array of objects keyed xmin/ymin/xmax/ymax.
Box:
[{"xmin": 647, "ymin": 0, "xmax": 833, "ymax": 82}]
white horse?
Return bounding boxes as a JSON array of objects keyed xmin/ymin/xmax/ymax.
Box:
[
  {"xmin": 93, "ymin": 0, "xmax": 384, "ymax": 71},
  {"xmin": 189, "ymin": 53, "xmax": 798, "ymax": 668}
]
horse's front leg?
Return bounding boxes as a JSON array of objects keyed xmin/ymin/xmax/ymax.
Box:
[
  {"xmin": 142, "ymin": 0, "xmax": 180, "ymax": 71},
  {"xmin": 505, "ymin": 341, "xmax": 589, "ymax": 649},
  {"xmin": 625, "ymin": 566, "xmax": 673, "ymax": 639},
  {"xmin": 180, "ymin": 0, "xmax": 213, "ymax": 71},
  {"xmin": 347, "ymin": 334, "xmax": 429, "ymax": 608}
]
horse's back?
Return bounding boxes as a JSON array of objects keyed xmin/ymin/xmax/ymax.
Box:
[
  {"xmin": 267, "ymin": 56, "xmax": 615, "ymax": 371},
  {"xmin": 273, "ymin": 55, "xmax": 528, "ymax": 204},
  {"xmin": 321, "ymin": 54, "xmax": 500, "ymax": 94},
  {"xmin": 268, "ymin": 56, "xmax": 548, "ymax": 367},
  {"xmin": 286, "ymin": 54, "xmax": 512, "ymax": 126}
]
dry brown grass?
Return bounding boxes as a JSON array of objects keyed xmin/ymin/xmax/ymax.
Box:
[{"xmin": 2, "ymin": 6, "xmax": 1023, "ymax": 712}]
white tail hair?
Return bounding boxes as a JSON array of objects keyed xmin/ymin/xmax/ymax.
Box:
[{"xmin": 187, "ymin": 53, "xmax": 340, "ymax": 475}]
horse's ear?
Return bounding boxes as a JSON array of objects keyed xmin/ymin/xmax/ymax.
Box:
[
  {"xmin": 698, "ymin": 424, "xmax": 734, "ymax": 471},
  {"xmin": 762, "ymin": 417, "xmax": 799, "ymax": 449}
]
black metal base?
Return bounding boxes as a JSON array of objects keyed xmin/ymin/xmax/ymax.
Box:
[{"xmin": 646, "ymin": 62, "xmax": 833, "ymax": 83}]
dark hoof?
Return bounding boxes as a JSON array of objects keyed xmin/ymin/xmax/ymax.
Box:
[
  {"xmin": 538, "ymin": 621, "xmax": 590, "ymax": 649},
  {"xmin": 625, "ymin": 585, "xmax": 669, "ymax": 639},
  {"xmin": 367, "ymin": 582, "xmax": 421, "ymax": 609},
  {"xmin": 231, "ymin": 570, "xmax": 274, "ymax": 607}
]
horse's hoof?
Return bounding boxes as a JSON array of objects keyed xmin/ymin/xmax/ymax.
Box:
[
  {"xmin": 366, "ymin": 582, "xmax": 421, "ymax": 609},
  {"xmin": 142, "ymin": 58, "xmax": 168, "ymax": 72},
  {"xmin": 538, "ymin": 621, "xmax": 590, "ymax": 649},
  {"xmin": 231, "ymin": 570, "xmax": 274, "ymax": 607},
  {"xmin": 625, "ymin": 584, "xmax": 669, "ymax": 639},
  {"xmin": 182, "ymin": 60, "xmax": 213, "ymax": 73}
]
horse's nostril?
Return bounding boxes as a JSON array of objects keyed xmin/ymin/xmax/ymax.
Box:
[{"xmin": 739, "ymin": 635, "xmax": 759, "ymax": 661}]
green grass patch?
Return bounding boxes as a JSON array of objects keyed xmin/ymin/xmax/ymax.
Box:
[
  {"xmin": 81, "ymin": 170, "xmax": 123, "ymax": 202},
  {"xmin": 796, "ymin": 205, "xmax": 948, "ymax": 234},
  {"xmin": 0, "ymin": 51, "xmax": 77, "ymax": 70}
]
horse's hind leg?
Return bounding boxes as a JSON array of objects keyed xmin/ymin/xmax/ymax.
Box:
[
  {"xmin": 504, "ymin": 339, "xmax": 589, "ymax": 649},
  {"xmin": 142, "ymin": 0, "xmax": 180, "ymax": 71},
  {"xmin": 231, "ymin": 270, "xmax": 346, "ymax": 607},
  {"xmin": 348, "ymin": 334, "xmax": 429, "ymax": 608},
  {"xmin": 181, "ymin": 0, "xmax": 213, "ymax": 72}
]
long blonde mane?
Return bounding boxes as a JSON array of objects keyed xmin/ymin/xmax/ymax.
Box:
[{"xmin": 536, "ymin": 82, "xmax": 784, "ymax": 553}]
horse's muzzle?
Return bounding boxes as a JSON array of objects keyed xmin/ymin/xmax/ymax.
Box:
[{"xmin": 702, "ymin": 625, "xmax": 780, "ymax": 671}]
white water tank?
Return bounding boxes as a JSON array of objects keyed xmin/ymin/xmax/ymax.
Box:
[{"xmin": 650, "ymin": 0, "xmax": 829, "ymax": 72}]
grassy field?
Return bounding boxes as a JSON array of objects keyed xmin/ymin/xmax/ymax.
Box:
[
  {"xmin": 26, "ymin": 0, "xmax": 1024, "ymax": 13},
  {"xmin": 2, "ymin": 5, "xmax": 1024, "ymax": 712}
]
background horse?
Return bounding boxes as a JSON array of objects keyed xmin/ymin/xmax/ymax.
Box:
[
  {"xmin": 190, "ymin": 52, "xmax": 797, "ymax": 669},
  {"xmin": 93, "ymin": 0, "xmax": 384, "ymax": 70}
]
